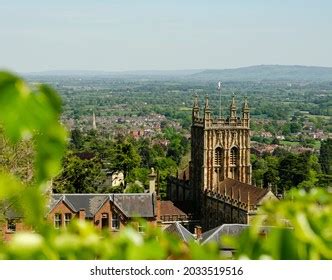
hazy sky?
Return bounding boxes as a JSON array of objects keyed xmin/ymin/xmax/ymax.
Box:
[{"xmin": 0, "ymin": 0, "xmax": 331, "ymax": 72}]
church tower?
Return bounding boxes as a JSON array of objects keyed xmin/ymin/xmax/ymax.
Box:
[{"xmin": 190, "ymin": 94, "xmax": 252, "ymax": 201}]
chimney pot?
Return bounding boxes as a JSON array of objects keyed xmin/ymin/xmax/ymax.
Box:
[{"xmin": 194, "ymin": 225, "xmax": 202, "ymax": 240}]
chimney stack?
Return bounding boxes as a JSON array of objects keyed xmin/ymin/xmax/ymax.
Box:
[
  {"xmin": 156, "ymin": 195, "xmax": 161, "ymax": 222},
  {"xmin": 78, "ymin": 208, "xmax": 86, "ymax": 220},
  {"xmin": 149, "ymin": 167, "xmax": 157, "ymax": 194}
]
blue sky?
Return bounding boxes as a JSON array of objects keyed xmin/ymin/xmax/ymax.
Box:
[{"xmin": 0, "ymin": 0, "xmax": 331, "ymax": 72}]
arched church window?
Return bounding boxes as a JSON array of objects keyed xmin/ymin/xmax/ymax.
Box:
[
  {"xmin": 230, "ymin": 147, "xmax": 238, "ymax": 166},
  {"xmin": 214, "ymin": 147, "xmax": 223, "ymax": 166}
]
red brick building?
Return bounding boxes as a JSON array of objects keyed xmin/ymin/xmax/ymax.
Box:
[
  {"xmin": 1, "ymin": 190, "xmax": 192, "ymax": 241},
  {"xmin": 1, "ymin": 193, "xmax": 158, "ymax": 241}
]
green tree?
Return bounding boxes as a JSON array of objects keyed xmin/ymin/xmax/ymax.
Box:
[
  {"xmin": 0, "ymin": 127, "xmax": 34, "ymax": 184},
  {"xmin": 290, "ymin": 121, "xmax": 302, "ymax": 133},
  {"xmin": 126, "ymin": 167, "xmax": 150, "ymax": 188},
  {"xmin": 70, "ymin": 128, "xmax": 84, "ymax": 150},
  {"xmin": 109, "ymin": 139, "xmax": 141, "ymax": 183},
  {"xmin": 154, "ymin": 157, "xmax": 177, "ymax": 197},
  {"xmin": 278, "ymin": 154, "xmax": 299, "ymax": 190},
  {"xmin": 164, "ymin": 127, "xmax": 189, "ymax": 164},
  {"xmin": 124, "ymin": 181, "xmax": 145, "ymax": 193},
  {"xmin": 252, "ymin": 158, "xmax": 268, "ymax": 186},
  {"xmin": 319, "ymin": 138, "xmax": 332, "ymax": 175},
  {"xmin": 53, "ymin": 152, "xmax": 105, "ymax": 193},
  {"xmin": 137, "ymin": 138, "xmax": 155, "ymax": 168},
  {"xmin": 279, "ymin": 152, "xmax": 321, "ymax": 190}
]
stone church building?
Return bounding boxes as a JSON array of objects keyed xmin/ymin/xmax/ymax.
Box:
[{"xmin": 168, "ymin": 94, "xmax": 277, "ymax": 230}]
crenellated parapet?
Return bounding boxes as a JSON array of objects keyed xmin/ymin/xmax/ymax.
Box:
[{"xmin": 192, "ymin": 94, "xmax": 250, "ymax": 129}]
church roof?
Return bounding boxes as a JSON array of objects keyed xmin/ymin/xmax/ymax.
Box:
[{"xmin": 215, "ymin": 178, "xmax": 270, "ymax": 205}]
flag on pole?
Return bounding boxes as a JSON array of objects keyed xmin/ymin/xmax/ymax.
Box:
[{"xmin": 217, "ymin": 81, "xmax": 222, "ymax": 90}]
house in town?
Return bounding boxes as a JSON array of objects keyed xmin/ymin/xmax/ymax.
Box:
[{"xmin": 1, "ymin": 169, "xmax": 191, "ymax": 241}]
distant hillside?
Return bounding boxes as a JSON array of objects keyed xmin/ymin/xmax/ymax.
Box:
[
  {"xmin": 24, "ymin": 65, "xmax": 332, "ymax": 81},
  {"xmin": 191, "ymin": 65, "xmax": 332, "ymax": 81},
  {"xmin": 24, "ymin": 69, "xmax": 202, "ymax": 77}
]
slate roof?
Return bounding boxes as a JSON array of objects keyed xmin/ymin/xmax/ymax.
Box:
[
  {"xmin": 1, "ymin": 201, "xmax": 23, "ymax": 219},
  {"xmin": 164, "ymin": 222, "xmax": 195, "ymax": 243},
  {"xmin": 50, "ymin": 194, "xmax": 109, "ymax": 218},
  {"xmin": 215, "ymin": 178, "xmax": 270, "ymax": 205},
  {"xmin": 110, "ymin": 194, "xmax": 155, "ymax": 218},
  {"xmin": 201, "ymin": 224, "xmax": 275, "ymax": 249},
  {"xmin": 49, "ymin": 193, "xmax": 155, "ymax": 218},
  {"xmin": 201, "ymin": 224, "xmax": 249, "ymax": 245}
]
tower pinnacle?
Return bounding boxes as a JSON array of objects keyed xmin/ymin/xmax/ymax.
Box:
[
  {"xmin": 204, "ymin": 94, "xmax": 210, "ymax": 110},
  {"xmin": 204, "ymin": 95, "xmax": 211, "ymax": 124},
  {"xmin": 193, "ymin": 93, "xmax": 199, "ymax": 108},
  {"xmin": 230, "ymin": 93, "xmax": 237, "ymax": 121},
  {"xmin": 192, "ymin": 94, "xmax": 200, "ymax": 119},
  {"xmin": 242, "ymin": 96, "xmax": 250, "ymax": 128}
]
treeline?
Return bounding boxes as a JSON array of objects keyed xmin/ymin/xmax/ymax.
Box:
[
  {"xmin": 252, "ymin": 139, "xmax": 332, "ymax": 193},
  {"xmin": 53, "ymin": 127, "xmax": 190, "ymax": 196}
]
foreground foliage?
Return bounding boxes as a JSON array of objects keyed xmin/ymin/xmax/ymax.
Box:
[{"xmin": 234, "ymin": 188, "xmax": 332, "ymax": 259}]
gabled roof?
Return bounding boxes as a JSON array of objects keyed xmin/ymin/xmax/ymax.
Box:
[
  {"xmin": 215, "ymin": 178, "xmax": 271, "ymax": 205},
  {"xmin": 164, "ymin": 222, "xmax": 195, "ymax": 243},
  {"xmin": 110, "ymin": 194, "xmax": 155, "ymax": 218},
  {"xmin": 201, "ymin": 224, "xmax": 276, "ymax": 249},
  {"xmin": 1, "ymin": 200, "xmax": 23, "ymax": 219},
  {"xmin": 50, "ymin": 194, "xmax": 109, "ymax": 218},
  {"xmin": 201, "ymin": 224, "xmax": 249, "ymax": 245}
]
